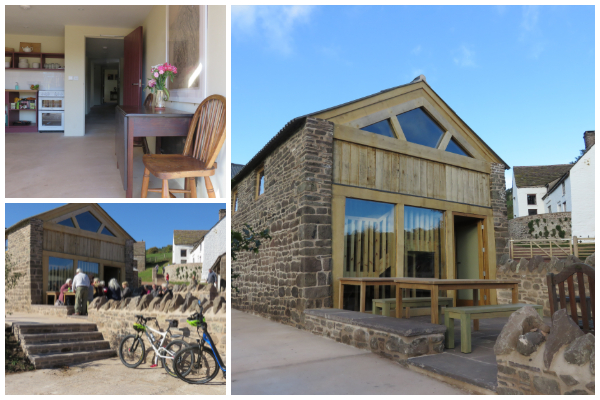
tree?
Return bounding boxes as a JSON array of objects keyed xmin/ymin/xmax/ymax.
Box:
[
  {"xmin": 231, "ymin": 224, "xmax": 271, "ymax": 292},
  {"xmin": 571, "ymin": 149, "xmax": 586, "ymax": 164},
  {"xmin": 5, "ymin": 253, "xmax": 23, "ymax": 315},
  {"xmin": 147, "ymin": 246, "xmax": 159, "ymax": 254}
]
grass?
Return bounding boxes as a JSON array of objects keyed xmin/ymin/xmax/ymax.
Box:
[
  {"xmin": 5, "ymin": 325, "xmax": 35, "ymax": 374},
  {"xmin": 138, "ymin": 261, "xmax": 169, "ymax": 282},
  {"xmin": 146, "ymin": 252, "xmax": 172, "ymax": 263}
]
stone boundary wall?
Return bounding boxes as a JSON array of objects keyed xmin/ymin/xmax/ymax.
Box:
[
  {"xmin": 495, "ymin": 307, "xmax": 594, "ymax": 395},
  {"xmin": 87, "ymin": 283, "xmax": 226, "ymax": 356},
  {"xmin": 164, "ymin": 263, "xmax": 202, "ymax": 281},
  {"xmin": 304, "ymin": 311, "xmax": 445, "ymax": 361},
  {"xmin": 29, "ymin": 304, "xmax": 75, "ymax": 317},
  {"xmin": 495, "ymin": 253, "xmax": 594, "ymax": 317},
  {"xmin": 232, "ymin": 118, "xmax": 334, "ymax": 329},
  {"xmin": 508, "ymin": 212, "xmax": 571, "ymax": 240},
  {"xmin": 491, "ymin": 163, "xmax": 510, "ymax": 264}
]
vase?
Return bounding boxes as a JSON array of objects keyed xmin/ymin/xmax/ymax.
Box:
[{"xmin": 155, "ymin": 90, "xmax": 166, "ymax": 109}]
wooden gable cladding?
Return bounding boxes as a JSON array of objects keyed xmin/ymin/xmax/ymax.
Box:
[
  {"xmin": 333, "ymin": 139, "xmax": 491, "ymax": 208},
  {"xmin": 43, "ymin": 230, "xmax": 126, "ymax": 263}
]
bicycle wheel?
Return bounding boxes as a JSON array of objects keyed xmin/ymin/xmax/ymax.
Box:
[
  {"xmin": 161, "ymin": 340, "xmax": 189, "ymax": 377},
  {"xmin": 119, "ymin": 335, "xmax": 145, "ymax": 368},
  {"xmin": 173, "ymin": 346, "xmax": 220, "ymax": 384}
]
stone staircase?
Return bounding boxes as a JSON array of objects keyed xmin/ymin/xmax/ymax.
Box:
[{"xmin": 12, "ymin": 322, "xmax": 116, "ymax": 369}]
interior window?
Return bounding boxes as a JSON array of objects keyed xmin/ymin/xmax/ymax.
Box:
[
  {"xmin": 396, "ymin": 108, "xmax": 445, "ymax": 149},
  {"xmin": 57, "ymin": 218, "xmax": 75, "ymax": 228},
  {"xmin": 361, "ymin": 119, "xmax": 395, "ymax": 138},
  {"xmin": 445, "ymin": 138, "xmax": 470, "ymax": 157},
  {"xmin": 75, "ymin": 212, "xmax": 102, "ymax": 233}
]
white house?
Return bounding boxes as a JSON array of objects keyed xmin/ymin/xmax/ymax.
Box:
[
  {"xmin": 190, "ymin": 240, "xmax": 203, "ymax": 264},
  {"xmin": 543, "ymin": 132, "xmax": 595, "ymax": 238},
  {"xmin": 184, "ymin": 209, "xmax": 226, "ymax": 281},
  {"xmin": 512, "ymin": 164, "xmax": 572, "ymax": 217},
  {"xmin": 172, "ymin": 230, "xmax": 208, "ymax": 264}
]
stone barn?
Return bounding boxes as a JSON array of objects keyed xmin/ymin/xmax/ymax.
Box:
[
  {"xmin": 231, "ymin": 75, "xmax": 510, "ymax": 328},
  {"xmin": 5, "ymin": 203, "xmax": 137, "ymax": 312}
]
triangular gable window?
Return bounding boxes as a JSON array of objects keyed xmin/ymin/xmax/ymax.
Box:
[
  {"xmin": 57, "ymin": 218, "xmax": 75, "ymax": 228},
  {"xmin": 396, "ymin": 107, "xmax": 445, "ymax": 149},
  {"xmin": 361, "ymin": 119, "xmax": 395, "ymax": 138},
  {"xmin": 75, "ymin": 212, "xmax": 102, "ymax": 233},
  {"xmin": 445, "ymin": 138, "xmax": 470, "ymax": 157},
  {"xmin": 101, "ymin": 227, "xmax": 116, "ymax": 237}
]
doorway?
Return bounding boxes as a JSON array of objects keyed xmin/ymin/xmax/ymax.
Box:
[
  {"xmin": 104, "ymin": 266, "xmax": 121, "ymax": 285},
  {"xmin": 454, "ymin": 214, "xmax": 488, "ymax": 306}
]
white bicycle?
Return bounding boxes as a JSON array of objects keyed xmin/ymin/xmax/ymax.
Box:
[{"xmin": 118, "ymin": 314, "xmax": 189, "ymax": 377}]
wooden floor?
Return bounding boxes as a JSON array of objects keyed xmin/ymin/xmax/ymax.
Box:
[{"xmin": 5, "ymin": 104, "xmax": 185, "ymax": 198}]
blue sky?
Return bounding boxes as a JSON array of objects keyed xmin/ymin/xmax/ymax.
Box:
[
  {"xmin": 232, "ymin": 5, "xmax": 595, "ymax": 187},
  {"xmin": 5, "ymin": 203, "xmax": 225, "ymax": 249}
]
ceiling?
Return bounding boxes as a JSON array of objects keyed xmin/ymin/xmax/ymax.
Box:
[
  {"xmin": 86, "ymin": 38, "xmax": 124, "ymax": 60},
  {"xmin": 5, "ymin": 5, "xmax": 154, "ymax": 36}
]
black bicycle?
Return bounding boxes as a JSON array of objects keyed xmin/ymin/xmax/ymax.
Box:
[
  {"xmin": 172, "ymin": 302, "xmax": 226, "ymax": 384},
  {"xmin": 119, "ymin": 314, "xmax": 189, "ymax": 377}
]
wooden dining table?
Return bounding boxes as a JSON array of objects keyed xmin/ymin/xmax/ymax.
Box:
[
  {"xmin": 394, "ymin": 278, "xmax": 520, "ymax": 326},
  {"xmin": 115, "ymin": 105, "xmax": 194, "ymax": 198},
  {"xmin": 338, "ymin": 277, "xmax": 396, "ymax": 312}
]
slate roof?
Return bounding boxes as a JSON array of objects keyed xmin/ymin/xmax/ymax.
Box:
[
  {"xmin": 173, "ymin": 230, "xmax": 208, "ymax": 246},
  {"xmin": 231, "ymin": 163, "xmax": 245, "ymax": 178},
  {"xmin": 513, "ymin": 164, "xmax": 573, "ymax": 188}
]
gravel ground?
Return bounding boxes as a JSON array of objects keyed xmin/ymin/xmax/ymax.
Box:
[{"xmin": 4, "ymin": 357, "xmax": 225, "ymax": 395}]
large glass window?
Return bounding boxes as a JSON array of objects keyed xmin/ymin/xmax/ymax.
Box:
[
  {"xmin": 361, "ymin": 119, "xmax": 395, "ymax": 138},
  {"xmin": 404, "ymin": 206, "xmax": 445, "ymax": 297},
  {"xmin": 396, "ymin": 108, "xmax": 445, "ymax": 149},
  {"xmin": 77, "ymin": 261, "xmax": 99, "ymax": 280},
  {"xmin": 57, "ymin": 217, "xmax": 75, "ymax": 228},
  {"xmin": 445, "ymin": 138, "xmax": 469, "ymax": 157},
  {"xmin": 343, "ymin": 198, "xmax": 396, "ymax": 311},
  {"xmin": 48, "ymin": 257, "xmax": 74, "ymax": 292},
  {"xmin": 75, "ymin": 212, "xmax": 102, "ymax": 233},
  {"xmin": 101, "ymin": 227, "xmax": 115, "ymax": 237}
]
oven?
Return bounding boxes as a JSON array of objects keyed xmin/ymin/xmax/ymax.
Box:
[{"xmin": 38, "ymin": 90, "xmax": 65, "ymax": 131}]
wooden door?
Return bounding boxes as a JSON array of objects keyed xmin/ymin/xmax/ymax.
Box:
[
  {"xmin": 477, "ymin": 219, "xmax": 490, "ymax": 305},
  {"xmin": 123, "ymin": 26, "xmax": 143, "ymax": 106}
]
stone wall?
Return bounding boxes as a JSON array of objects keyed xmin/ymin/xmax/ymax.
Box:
[
  {"xmin": 87, "ymin": 284, "xmax": 226, "ymax": 357},
  {"xmin": 490, "ymin": 163, "xmax": 510, "ymax": 265},
  {"xmin": 495, "ymin": 307, "xmax": 594, "ymax": 395},
  {"xmin": 30, "ymin": 304, "xmax": 75, "ymax": 317},
  {"xmin": 508, "ymin": 212, "xmax": 571, "ymax": 240},
  {"xmin": 232, "ymin": 117, "xmax": 334, "ymax": 329},
  {"xmin": 133, "ymin": 241, "xmax": 146, "ymax": 271},
  {"xmin": 495, "ymin": 253, "xmax": 594, "ymax": 317},
  {"xmin": 124, "ymin": 239, "xmax": 137, "ymax": 288},
  {"xmin": 164, "ymin": 263, "xmax": 202, "ymax": 282}
]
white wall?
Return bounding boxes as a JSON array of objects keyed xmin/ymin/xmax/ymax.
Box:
[
  {"xmin": 190, "ymin": 242, "xmax": 203, "ymax": 264},
  {"xmin": 513, "ymin": 177, "xmax": 547, "ymax": 217},
  {"xmin": 201, "ymin": 217, "xmax": 226, "ymax": 281},
  {"xmin": 172, "ymin": 243, "xmax": 194, "ymax": 264},
  {"xmin": 141, "ymin": 5, "xmax": 227, "ymax": 198},
  {"xmin": 544, "ymin": 177, "xmax": 572, "ymax": 214},
  {"xmin": 570, "ymin": 146, "xmax": 595, "ymax": 238}
]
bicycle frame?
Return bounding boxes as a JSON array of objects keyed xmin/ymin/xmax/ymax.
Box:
[
  {"xmin": 136, "ymin": 323, "xmax": 176, "ymax": 365},
  {"xmin": 196, "ymin": 329, "xmax": 226, "ymax": 373}
]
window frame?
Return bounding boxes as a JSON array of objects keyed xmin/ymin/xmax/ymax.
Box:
[
  {"xmin": 527, "ymin": 194, "xmax": 537, "ymax": 205},
  {"xmin": 528, "ymin": 209, "xmax": 538, "ymax": 216},
  {"xmin": 255, "ymin": 165, "xmax": 265, "ymax": 199},
  {"xmin": 232, "ymin": 189, "xmax": 238, "ymax": 213},
  {"xmin": 181, "ymin": 249, "xmax": 187, "ymax": 257}
]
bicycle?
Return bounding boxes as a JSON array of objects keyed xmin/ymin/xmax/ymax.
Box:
[
  {"xmin": 172, "ymin": 301, "xmax": 226, "ymax": 384},
  {"xmin": 119, "ymin": 314, "xmax": 189, "ymax": 377}
]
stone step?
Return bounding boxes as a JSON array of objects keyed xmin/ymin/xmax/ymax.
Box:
[
  {"xmin": 29, "ymin": 349, "xmax": 117, "ymax": 369},
  {"xmin": 20, "ymin": 331, "xmax": 104, "ymax": 345},
  {"xmin": 14, "ymin": 323, "xmax": 97, "ymax": 336},
  {"xmin": 26, "ymin": 340, "xmax": 111, "ymax": 356}
]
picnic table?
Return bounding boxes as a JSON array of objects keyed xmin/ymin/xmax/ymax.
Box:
[
  {"xmin": 338, "ymin": 277, "xmax": 395, "ymax": 312},
  {"xmin": 393, "ymin": 278, "xmax": 520, "ymax": 326},
  {"xmin": 46, "ymin": 291, "xmax": 76, "ymax": 305}
]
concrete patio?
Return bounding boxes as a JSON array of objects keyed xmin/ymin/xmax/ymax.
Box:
[{"xmin": 5, "ymin": 104, "xmax": 185, "ymax": 198}]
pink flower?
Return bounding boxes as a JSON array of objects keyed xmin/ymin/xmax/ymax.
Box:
[
  {"xmin": 148, "ymin": 79, "xmax": 156, "ymax": 87},
  {"xmin": 158, "ymin": 65, "xmax": 164, "ymax": 72},
  {"xmin": 154, "ymin": 72, "xmax": 159, "ymax": 78},
  {"xmin": 159, "ymin": 70, "xmax": 164, "ymax": 75},
  {"xmin": 172, "ymin": 67, "xmax": 178, "ymax": 74}
]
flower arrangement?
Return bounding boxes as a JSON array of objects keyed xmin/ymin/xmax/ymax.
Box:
[{"xmin": 145, "ymin": 62, "xmax": 178, "ymax": 100}]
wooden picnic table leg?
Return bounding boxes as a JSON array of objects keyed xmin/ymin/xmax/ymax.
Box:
[
  {"xmin": 396, "ymin": 284, "xmax": 403, "ymax": 319},
  {"xmin": 339, "ymin": 281, "xmax": 344, "ymax": 310},
  {"xmin": 360, "ymin": 282, "xmax": 366, "ymax": 313},
  {"xmin": 512, "ymin": 283, "xmax": 519, "ymax": 304},
  {"xmin": 431, "ymin": 285, "xmax": 439, "ymax": 324},
  {"xmin": 472, "ymin": 289, "xmax": 479, "ymax": 331}
]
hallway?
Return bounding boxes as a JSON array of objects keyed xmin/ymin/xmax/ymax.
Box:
[{"xmin": 6, "ymin": 104, "xmax": 184, "ymax": 198}]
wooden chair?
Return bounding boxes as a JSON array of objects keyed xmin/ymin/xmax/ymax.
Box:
[
  {"xmin": 141, "ymin": 94, "xmax": 226, "ymax": 198},
  {"xmin": 547, "ymin": 262, "xmax": 594, "ymax": 334},
  {"xmin": 133, "ymin": 94, "xmax": 153, "ymax": 154}
]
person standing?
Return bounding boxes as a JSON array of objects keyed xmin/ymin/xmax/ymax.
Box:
[
  {"xmin": 207, "ymin": 268, "xmax": 217, "ymax": 287},
  {"xmin": 72, "ymin": 268, "xmax": 90, "ymax": 315},
  {"xmin": 165, "ymin": 272, "xmax": 170, "ymax": 286}
]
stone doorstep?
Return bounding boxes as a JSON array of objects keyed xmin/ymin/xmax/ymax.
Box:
[
  {"xmin": 29, "ymin": 349, "xmax": 117, "ymax": 369},
  {"xmin": 25, "ymin": 340, "xmax": 110, "ymax": 356},
  {"xmin": 305, "ymin": 308, "xmax": 446, "ymax": 336},
  {"xmin": 14, "ymin": 323, "xmax": 98, "ymax": 336},
  {"xmin": 20, "ymin": 331, "xmax": 104, "ymax": 344}
]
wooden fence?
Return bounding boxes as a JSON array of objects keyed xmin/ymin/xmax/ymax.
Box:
[{"xmin": 509, "ymin": 236, "xmax": 595, "ymax": 260}]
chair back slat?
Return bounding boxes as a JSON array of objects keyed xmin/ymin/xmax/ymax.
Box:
[
  {"xmin": 577, "ymin": 271, "xmax": 590, "ymax": 332},
  {"xmin": 182, "ymin": 95, "xmax": 226, "ymax": 168},
  {"xmin": 546, "ymin": 262, "xmax": 595, "ymax": 334}
]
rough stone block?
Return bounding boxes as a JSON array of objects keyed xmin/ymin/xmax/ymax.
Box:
[
  {"xmin": 494, "ymin": 306, "xmax": 544, "ymax": 355},
  {"xmin": 544, "ymin": 309, "xmax": 585, "ymax": 369},
  {"xmin": 533, "ymin": 376, "xmax": 560, "ymax": 395},
  {"xmin": 559, "ymin": 374, "xmax": 579, "ymax": 386},
  {"xmin": 563, "ymin": 333, "xmax": 594, "ymax": 366}
]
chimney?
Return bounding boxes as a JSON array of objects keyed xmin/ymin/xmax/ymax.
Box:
[
  {"xmin": 584, "ymin": 131, "xmax": 595, "ymax": 150},
  {"xmin": 219, "ymin": 209, "xmax": 226, "ymax": 221}
]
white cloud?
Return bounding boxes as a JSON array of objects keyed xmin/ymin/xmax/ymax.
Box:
[
  {"xmin": 521, "ymin": 6, "xmax": 539, "ymax": 32},
  {"xmin": 453, "ymin": 45, "xmax": 477, "ymax": 68},
  {"xmin": 232, "ymin": 5, "xmax": 315, "ymax": 55},
  {"xmin": 411, "ymin": 45, "xmax": 422, "ymax": 55}
]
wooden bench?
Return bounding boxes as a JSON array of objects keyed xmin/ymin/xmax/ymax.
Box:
[
  {"xmin": 373, "ymin": 297, "xmax": 454, "ymax": 318},
  {"xmin": 445, "ymin": 303, "xmax": 544, "ymax": 353}
]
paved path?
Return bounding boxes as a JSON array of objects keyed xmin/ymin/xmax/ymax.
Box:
[{"xmin": 232, "ymin": 309, "xmax": 468, "ymax": 395}]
